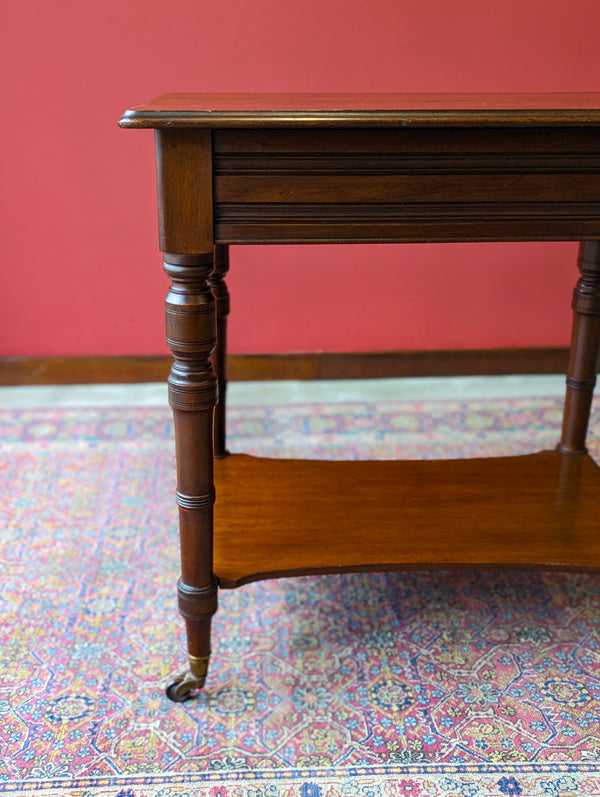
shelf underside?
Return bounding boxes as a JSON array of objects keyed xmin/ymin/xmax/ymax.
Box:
[{"xmin": 213, "ymin": 451, "xmax": 600, "ymax": 588}]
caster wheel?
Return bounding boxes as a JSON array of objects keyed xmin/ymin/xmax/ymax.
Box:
[
  {"xmin": 166, "ymin": 656, "xmax": 209, "ymax": 702},
  {"xmin": 166, "ymin": 679, "xmax": 195, "ymax": 702}
]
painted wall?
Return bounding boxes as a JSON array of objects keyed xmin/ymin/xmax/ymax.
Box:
[{"xmin": 2, "ymin": 0, "xmax": 599, "ymax": 357}]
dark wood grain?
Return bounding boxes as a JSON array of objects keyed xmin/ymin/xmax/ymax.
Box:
[
  {"xmin": 163, "ymin": 254, "xmax": 218, "ymax": 684},
  {"xmin": 211, "ymin": 127, "xmax": 600, "ymax": 243},
  {"xmin": 119, "ymin": 92, "xmax": 600, "ymax": 129},
  {"xmin": 213, "ymin": 127, "xmax": 600, "ymax": 155},
  {"xmin": 209, "ymin": 245, "xmax": 230, "ymax": 457},
  {"xmin": 119, "ymin": 93, "xmax": 600, "ymax": 699},
  {"xmin": 216, "ymin": 174, "xmax": 600, "ymax": 205},
  {"xmin": 560, "ymin": 241, "xmax": 600, "ymax": 453},
  {"xmin": 156, "ymin": 129, "xmax": 213, "ymax": 254}
]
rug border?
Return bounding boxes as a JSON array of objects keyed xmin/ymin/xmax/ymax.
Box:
[{"xmin": 2, "ymin": 761, "xmax": 600, "ymax": 792}]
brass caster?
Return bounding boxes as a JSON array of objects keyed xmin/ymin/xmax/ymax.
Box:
[
  {"xmin": 166, "ymin": 674, "xmax": 200, "ymax": 702},
  {"xmin": 165, "ymin": 654, "xmax": 210, "ymax": 702}
]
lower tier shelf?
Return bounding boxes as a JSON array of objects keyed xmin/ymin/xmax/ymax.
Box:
[{"xmin": 212, "ymin": 450, "xmax": 600, "ymax": 588}]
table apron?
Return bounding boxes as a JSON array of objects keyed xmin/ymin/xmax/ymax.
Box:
[{"xmin": 211, "ymin": 128, "xmax": 600, "ymax": 243}]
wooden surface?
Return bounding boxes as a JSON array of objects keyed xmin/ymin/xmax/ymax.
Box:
[
  {"xmin": 120, "ymin": 94, "xmax": 600, "ymax": 697},
  {"xmin": 224, "ymin": 347, "xmax": 571, "ymax": 381},
  {"xmin": 119, "ymin": 92, "xmax": 600, "ymax": 128},
  {"xmin": 156, "ymin": 130, "xmax": 213, "ymax": 254},
  {"xmin": 0, "ymin": 348, "xmax": 572, "ymax": 385},
  {"xmin": 211, "ymin": 128, "xmax": 600, "ymax": 243},
  {"xmin": 213, "ymin": 451, "xmax": 600, "ymax": 588},
  {"xmin": 122, "ymin": 96, "xmax": 600, "ymax": 244}
]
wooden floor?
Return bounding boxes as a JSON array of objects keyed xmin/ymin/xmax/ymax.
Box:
[{"xmin": 213, "ymin": 451, "xmax": 600, "ymax": 588}]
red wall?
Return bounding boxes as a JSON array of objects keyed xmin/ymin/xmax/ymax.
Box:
[{"xmin": 2, "ymin": 0, "xmax": 599, "ymax": 357}]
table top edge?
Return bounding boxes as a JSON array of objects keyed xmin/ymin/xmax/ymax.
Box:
[{"xmin": 119, "ymin": 93, "xmax": 600, "ymax": 129}]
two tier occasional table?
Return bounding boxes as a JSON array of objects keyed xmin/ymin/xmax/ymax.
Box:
[{"xmin": 119, "ymin": 94, "xmax": 600, "ymax": 701}]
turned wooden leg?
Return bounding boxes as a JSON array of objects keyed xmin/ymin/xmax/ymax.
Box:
[
  {"xmin": 209, "ymin": 244, "xmax": 230, "ymax": 458},
  {"xmin": 559, "ymin": 241, "xmax": 600, "ymax": 455},
  {"xmin": 163, "ymin": 253, "xmax": 219, "ymax": 701}
]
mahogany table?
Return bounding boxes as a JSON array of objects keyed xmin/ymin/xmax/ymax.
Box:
[{"xmin": 119, "ymin": 94, "xmax": 600, "ymax": 701}]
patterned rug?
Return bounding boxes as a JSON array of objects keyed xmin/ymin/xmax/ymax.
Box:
[{"xmin": 3, "ymin": 394, "xmax": 600, "ymax": 796}]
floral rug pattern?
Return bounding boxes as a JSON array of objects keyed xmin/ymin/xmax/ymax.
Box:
[{"xmin": 2, "ymin": 396, "xmax": 600, "ymax": 795}]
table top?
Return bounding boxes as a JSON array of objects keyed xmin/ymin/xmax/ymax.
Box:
[{"xmin": 119, "ymin": 92, "xmax": 600, "ymax": 129}]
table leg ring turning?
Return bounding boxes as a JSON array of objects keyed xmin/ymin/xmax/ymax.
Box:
[
  {"xmin": 119, "ymin": 93, "xmax": 600, "ymax": 702},
  {"xmin": 166, "ymin": 579, "xmax": 218, "ymax": 702}
]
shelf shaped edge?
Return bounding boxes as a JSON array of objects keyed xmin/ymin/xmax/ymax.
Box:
[{"xmin": 213, "ymin": 451, "xmax": 600, "ymax": 588}]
